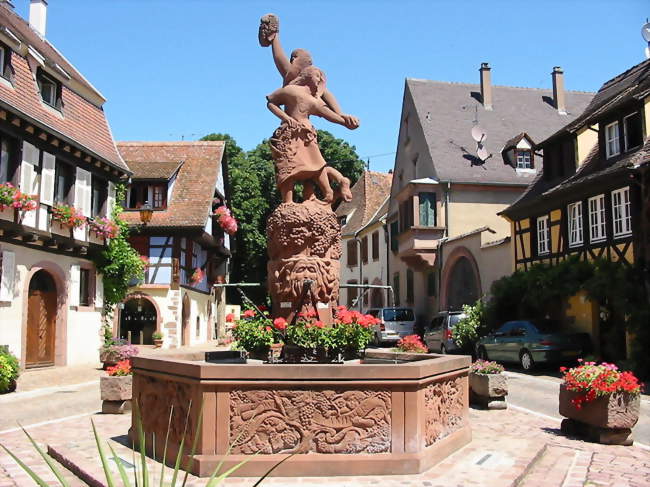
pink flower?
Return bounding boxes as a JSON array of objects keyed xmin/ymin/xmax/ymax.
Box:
[
  {"xmin": 226, "ymin": 313, "xmax": 235, "ymax": 322},
  {"xmin": 314, "ymin": 321, "xmax": 324, "ymax": 329},
  {"xmin": 273, "ymin": 317, "xmax": 287, "ymax": 331},
  {"xmin": 243, "ymin": 309, "xmax": 255, "ymax": 318}
]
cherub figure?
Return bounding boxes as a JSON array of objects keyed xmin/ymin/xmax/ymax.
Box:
[{"xmin": 266, "ymin": 66, "xmax": 355, "ymax": 204}]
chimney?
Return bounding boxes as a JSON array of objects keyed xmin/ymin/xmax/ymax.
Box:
[
  {"xmin": 29, "ymin": 0, "xmax": 47, "ymax": 37},
  {"xmin": 552, "ymin": 66, "xmax": 567, "ymax": 115},
  {"xmin": 479, "ymin": 62, "xmax": 493, "ymax": 110}
]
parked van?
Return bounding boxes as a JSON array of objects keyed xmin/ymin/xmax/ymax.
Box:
[
  {"xmin": 365, "ymin": 307, "xmax": 416, "ymax": 345},
  {"xmin": 422, "ymin": 311, "xmax": 466, "ymax": 354}
]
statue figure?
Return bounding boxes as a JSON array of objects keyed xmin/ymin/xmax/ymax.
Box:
[{"xmin": 259, "ymin": 14, "xmax": 359, "ymax": 205}]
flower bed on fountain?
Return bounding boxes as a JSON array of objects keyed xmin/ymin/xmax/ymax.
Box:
[{"xmin": 130, "ymin": 341, "xmax": 471, "ymax": 477}]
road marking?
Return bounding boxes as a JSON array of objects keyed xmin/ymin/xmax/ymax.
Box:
[
  {"xmin": 0, "ymin": 380, "xmax": 99, "ymax": 404},
  {"xmin": 0, "ymin": 411, "xmax": 97, "ymax": 436}
]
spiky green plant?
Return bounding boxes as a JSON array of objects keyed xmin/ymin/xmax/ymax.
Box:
[{"xmin": 0, "ymin": 401, "xmax": 292, "ymax": 486}]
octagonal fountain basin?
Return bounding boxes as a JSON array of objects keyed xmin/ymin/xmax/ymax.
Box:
[{"xmin": 130, "ymin": 350, "xmax": 471, "ymax": 477}]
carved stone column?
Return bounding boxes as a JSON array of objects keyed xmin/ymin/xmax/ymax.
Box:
[{"xmin": 267, "ymin": 200, "xmax": 341, "ymax": 324}]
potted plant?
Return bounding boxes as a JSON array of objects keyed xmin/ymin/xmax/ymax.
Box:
[
  {"xmin": 214, "ymin": 205, "xmax": 238, "ymax": 235},
  {"xmin": 0, "ymin": 347, "xmax": 20, "ymax": 394},
  {"xmin": 88, "ymin": 216, "xmax": 119, "ymax": 239},
  {"xmin": 99, "ymin": 338, "xmax": 139, "ymax": 369},
  {"xmin": 51, "ymin": 203, "xmax": 86, "ymax": 229},
  {"xmin": 190, "ymin": 267, "xmax": 204, "ymax": 285},
  {"xmin": 100, "ymin": 359, "xmax": 132, "ymax": 414},
  {"xmin": 0, "ymin": 183, "xmax": 37, "ymax": 220},
  {"xmin": 559, "ymin": 360, "xmax": 642, "ymax": 444},
  {"xmin": 469, "ymin": 359, "xmax": 507, "ymax": 409},
  {"xmin": 152, "ymin": 331, "xmax": 164, "ymax": 348},
  {"xmin": 231, "ymin": 309, "xmax": 277, "ymax": 360}
]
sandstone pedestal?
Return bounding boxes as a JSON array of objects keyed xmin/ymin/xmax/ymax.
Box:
[
  {"xmin": 469, "ymin": 373, "xmax": 508, "ymax": 410},
  {"xmin": 267, "ymin": 200, "xmax": 341, "ymax": 324}
]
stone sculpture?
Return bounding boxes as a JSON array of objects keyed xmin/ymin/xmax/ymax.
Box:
[{"xmin": 260, "ymin": 14, "xmax": 359, "ymax": 323}]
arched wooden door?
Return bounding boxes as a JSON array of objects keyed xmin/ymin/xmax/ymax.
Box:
[
  {"xmin": 26, "ymin": 270, "xmax": 57, "ymax": 368},
  {"xmin": 181, "ymin": 293, "xmax": 190, "ymax": 346},
  {"xmin": 446, "ymin": 257, "xmax": 479, "ymax": 311}
]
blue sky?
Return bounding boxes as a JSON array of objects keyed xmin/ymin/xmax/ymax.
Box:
[{"xmin": 17, "ymin": 0, "xmax": 649, "ymax": 172}]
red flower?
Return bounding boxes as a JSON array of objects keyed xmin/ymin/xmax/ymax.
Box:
[
  {"xmin": 243, "ymin": 309, "xmax": 255, "ymax": 318},
  {"xmin": 314, "ymin": 321, "xmax": 324, "ymax": 329},
  {"xmin": 265, "ymin": 326, "xmax": 272, "ymax": 332},
  {"xmin": 273, "ymin": 317, "xmax": 287, "ymax": 331},
  {"xmin": 226, "ymin": 313, "xmax": 235, "ymax": 322}
]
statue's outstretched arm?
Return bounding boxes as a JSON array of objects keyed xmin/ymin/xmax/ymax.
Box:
[
  {"xmin": 271, "ymin": 36, "xmax": 290, "ymax": 79},
  {"xmin": 314, "ymin": 103, "xmax": 357, "ymax": 129},
  {"xmin": 322, "ymin": 90, "xmax": 360, "ymax": 129}
]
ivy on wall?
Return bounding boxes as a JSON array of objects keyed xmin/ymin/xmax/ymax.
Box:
[
  {"xmin": 92, "ymin": 184, "xmax": 144, "ymax": 342},
  {"xmin": 486, "ymin": 257, "xmax": 650, "ymax": 378}
]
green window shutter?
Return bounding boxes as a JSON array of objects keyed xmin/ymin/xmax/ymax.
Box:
[
  {"xmin": 419, "ymin": 192, "xmax": 437, "ymax": 227},
  {"xmin": 390, "ymin": 221, "xmax": 399, "ymax": 252}
]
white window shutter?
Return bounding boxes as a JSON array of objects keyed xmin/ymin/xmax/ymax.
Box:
[
  {"xmin": 95, "ymin": 272, "xmax": 104, "ymax": 308},
  {"xmin": 40, "ymin": 152, "xmax": 56, "ymax": 206},
  {"xmin": 83, "ymin": 173, "xmax": 92, "ymax": 217},
  {"xmin": 69, "ymin": 264, "xmax": 80, "ymax": 307},
  {"xmin": 74, "ymin": 167, "xmax": 90, "ymax": 215},
  {"xmin": 0, "ymin": 250, "xmax": 16, "ymax": 302},
  {"xmin": 20, "ymin": 141, "xmax": 39, "ymax": 195},
  {"xmin": 107, "ymin": 181, "xmax": 115, "ymax": 217}
]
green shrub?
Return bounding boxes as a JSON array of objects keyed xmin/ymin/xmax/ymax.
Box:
[
  {"xmin": 0, "ymin": 348, "xmax": 19, "ymax": 393},
  {"xmin": 452, "ymin": 300, "xmax": 486, "ymax": 353}
]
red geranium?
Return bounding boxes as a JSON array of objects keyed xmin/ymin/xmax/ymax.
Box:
[
  {"xmin": 225, "ymin": 313, "xmax": 235, "ymax": 322},
  {"xmin": 273, "ymin": 317, "xmax": 288, "ymax": 331},
  {"xmin": 396, "ymin": 335, "xmax": 428, "ymax": 353},
  {"xmin": 242, "ymin": 309, "xmax": 255, "ymax": 318},
  {"xmin": 561, "ymin": 361, "xmax": 642, "ymax": 409}
]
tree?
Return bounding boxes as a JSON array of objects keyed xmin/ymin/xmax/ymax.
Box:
[{"xmin": 199, "ymin": 131, "xmax": 365, "ymax": 304}]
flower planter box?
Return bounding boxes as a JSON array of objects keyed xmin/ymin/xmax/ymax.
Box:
[
  {"xmin": 50, "ymin": 221, "xmax": 73, "ymax": 238},
  {"xmin": 100, "ymin": 375, "xmax": 132, "ymax": 415},
  {"xmin": 88, "ymin": 231, "xmax": 105, "ymax": 245},
  {"xmin": 559, "ymin": 384, "xmax": 640, "ymax": 445},
  {"xmin": 469, "ymin": 372, "xmax": 507, "ymax": 409},
  {"xmin": 0, "ymin": 207, "xmax": 14, "ymax": 222}
]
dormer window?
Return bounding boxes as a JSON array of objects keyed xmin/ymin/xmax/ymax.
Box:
[
  {"xmin": 605, "ymin": 121, "xmax": 620, "ymax": 159},
  {"xmin": 516, "ymin": 150, "xmax": 533, "ymax": 169},
  {"xmin": 623, "ymin": 112, "xmax": 643, "ymax": 151},
  {"xmin": 0, "ymin": 41, "xmax": 12, "ymax": 81},
  {"xmin": 127, "ymin": 182, "xmax": 168, "ymax": 210},
  {"xmin": 36, "ymin": 69, "xmax": 61, "ymax": 109}
]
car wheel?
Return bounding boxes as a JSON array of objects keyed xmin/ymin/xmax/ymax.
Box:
[
  {"xmin": 440, "ymin": 345, "xmax": 447, "ymax": 355},
  {"xmin": 520, "ymin": 350, "xmax": 534, "ymax": 370},
  {"xmin": 477, "ymin": 346, "xmax": 488, "ymax": 360}
]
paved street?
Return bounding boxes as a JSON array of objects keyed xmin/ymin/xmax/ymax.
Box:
[{"xmin": 504, "ymin": 369, "xmax": 650, "ymax": 446}]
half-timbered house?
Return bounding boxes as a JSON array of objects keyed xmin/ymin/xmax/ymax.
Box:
[
  {"xmin": 500, "ymin": 58, "xmax": 650, "ymax": 360},
  {"xmin": 0, "ymin": 1, "xmax": 130, "ymax": 368},
  {"xmin": 117, "ymin": 141, "xmax": 230, "ymax": 348}
]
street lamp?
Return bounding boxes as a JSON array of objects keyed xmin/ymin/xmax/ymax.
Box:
[{"xmin": 139, "ymin": 201, "xmax": 153, "ymax": 225}]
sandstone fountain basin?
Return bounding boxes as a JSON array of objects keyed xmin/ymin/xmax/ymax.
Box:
[{"xmin": 130, "ymin": 351, "xmax": 471, "ymax": 477}]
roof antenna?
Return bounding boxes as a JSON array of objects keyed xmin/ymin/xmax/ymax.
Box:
[{"xmin": 642, "ymin": 19, "xmax": 650, "ymax": 59}]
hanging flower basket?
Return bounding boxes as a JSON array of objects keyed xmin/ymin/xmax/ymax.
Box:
[
  {"xmin": 190, "ymin": 267, "xmax": 204, "ymax": 284},
  {"xmin": 214, "ymin": 205, "xmax": 238, "ymax": 235},
  {"xmin": 52, "ymin": 204, "xmax": 86, "ymax": 228},
  {"xmin": 0, "ymin": 182, "xmax": 37, "ymax": 212}
]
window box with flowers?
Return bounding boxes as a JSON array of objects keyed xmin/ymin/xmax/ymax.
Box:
[
  {"xmin": 559, "ymin": 361, "xmax": 642, "ymax": 444},
  {"xmin": 88, "ymin": 216, "xmax": 119, "ymax": 242},
  {"xmin": 214, "ymin": 205, "xmax": 238, "ymax": 235},
  {"xmin": 469, "ymin": 360, "xmax": 507, "ymax": 410},
  {"xmin": 190, "ymin": 267, "xmax": 204, "ymax": 286},
  {"xmin": 0, "ymin": 182, "xmax": 37, "ymax": 221},
  {"xmin": 100, "ymin": 359, "xmax": 132, "ymax": 414},
  {"xmin": 51, "ymin": 203, "xmax": 86, "ymax": 232}
]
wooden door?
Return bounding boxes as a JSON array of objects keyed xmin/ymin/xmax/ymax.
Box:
[{"xmin": 26, "ymin": 289, "xmax": 56, "ymax": 367}]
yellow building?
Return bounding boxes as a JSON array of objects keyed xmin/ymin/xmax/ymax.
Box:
[{"xmin": 500, "ymin": 58, "xmax": 650, "ymax": 360}]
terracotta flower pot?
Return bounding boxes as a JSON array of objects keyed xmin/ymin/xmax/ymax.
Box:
[
  {"xmin": 153, "ymin": 338, "xmax": 163, "ymax": 348},
  {"xmin": 558, "ymin": 384, "xmax": 640, "ymax": 429}
]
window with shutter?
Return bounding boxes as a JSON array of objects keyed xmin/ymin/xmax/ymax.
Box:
[
  {"xmin": 0, "ymin": 139, "xmax": 10, "ymax": 184},
  {"xmin": 361, "ymin": 236, "xmax": 368, "ymax": 264},
  {"xmin": 54, "ymin": 161, "xmax": 73, "ymax": 204},
  {"xmin": 419, "ymin": 192, "xmax": 437, "ymax": 227},
  {"xmin": 40, "ymin": 152, "xmax": 56, "ymax": 206},
  {"xmin": 0, "ymin": 249, "xmax": 15, "ymax": 302},
  {"xmin": 79, "ymin": 268, "xmax": 91, "ymax": 306},
  {"xmin": 95, "ymin": 272, "xmax": 104, "ymax": 308},
  {"xmin": 371, "ymin": 231, "xmax": 379, "ymax": 261},
  {"xmin": 107, "ymin": 181, "xmax": 115, "ymax": 217},
  {"xmin": 75, "ymin": 167, "xmax": 92, "ymax": 216},
  {"xmin": 346, "ymin": 239, "xmax": 357, "ymax": 266},
  {"xmin": 20, "ymin": 141, "xmax": 39, "ymax": 195},
  {"xmin": 91, "ymin": 176, "xmax": 107, "ymax": 217},
  {"xmin": 393, "ymin": 272, "xmax": 400, "ymax": 306}
]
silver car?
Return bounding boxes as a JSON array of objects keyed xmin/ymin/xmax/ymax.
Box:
[
  {"xmin": 423, "ymin": 311, "xmax": 466, "ymax": 354},
  {"xmin": 366, "ymin": 307, "xmax": 416, "ymax": 345}
]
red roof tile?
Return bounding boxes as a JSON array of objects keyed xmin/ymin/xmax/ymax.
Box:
[
  {"xmin": 336, "ymin": 171, "xmax": 392, "ymax": 236},
  {"xmin": 117, "ymin": 141, "xmax": 225, "ymax": 229}
]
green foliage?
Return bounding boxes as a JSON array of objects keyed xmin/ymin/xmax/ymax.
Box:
[
  {"xmin": 199, "ymin": 132, "xmax": 364, "ymax": 304},
  {"xmin": 0, "ymin": 348, "xmax": 19, "ymax": 393},
  {"xmin": 486, "ymin": 257, "xmax": 650, "ymax": 378},
  {"xmin": 452, "ymin": 300, "xmax": 486, "ymax": 352},
  {"xmin": 230, "ymin": 315, "xmax": 276, "ymax": 353}
]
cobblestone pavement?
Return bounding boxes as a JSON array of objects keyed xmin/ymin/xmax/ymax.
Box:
[{"xmin": 1, "ymin": 406, "xmax": 649, "ymax": 486}]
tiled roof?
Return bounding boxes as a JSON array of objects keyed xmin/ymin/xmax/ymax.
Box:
[
  {"xmin": 0, "ymin": 5, "xmax": 126, "ymax": 171},
  {"xmin": 117, "ymin": 142, "xmax": 225, "ymax": 229},
  {"xmin": 502, "ymin": 59, "xmax": 650, "ymax": 216},
  {"xmin": 406, "ymin": 79, "xmax": 594, "ymax": 185},
  {"xmin": 336, "ymin": 171, "xmax": 392, "ymax": 236},
  {"xmin": 128, "ymin": 160, "xmax": 184, "ymax": 180}
]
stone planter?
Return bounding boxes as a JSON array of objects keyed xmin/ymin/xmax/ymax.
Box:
[
  {"xmin": 559, "ymin": 384, "xmax": 640, "ymax": 445},
  {"xmin": 100, "ymin": 375, "xmax": 132, "ymax": 414},
  {"xmin": 469, "ymin": 372, "xmax": 508, "ymax": 409}
]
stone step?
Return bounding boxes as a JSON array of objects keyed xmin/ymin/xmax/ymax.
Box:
[{"xmin": 513, "ymin": 445, "xmax": 592, "ymax": 487}]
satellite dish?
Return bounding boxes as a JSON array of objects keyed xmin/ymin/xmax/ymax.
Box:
[
  {"xmin": 477, "ymin": 146, "xmax": 489, "ymax": 161},
  {"xmin": 642, "ymin": 22, "xmax": 650, "ymax": 42},
  {"xmin": 471, "ymin": 125, "xmax": 486, "ymax": 143}
]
